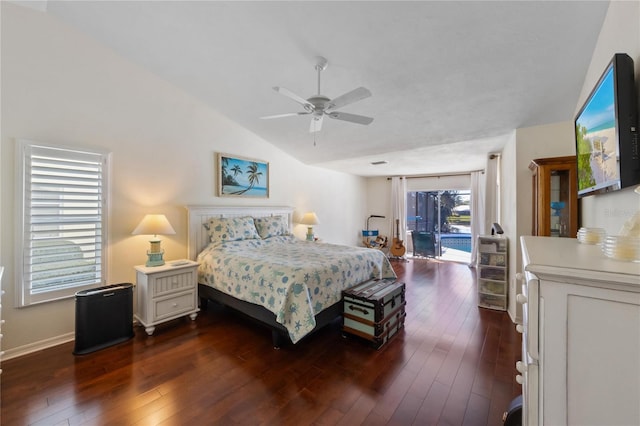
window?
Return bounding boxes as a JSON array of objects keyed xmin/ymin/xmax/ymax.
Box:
[
  {"xmin": 16, "ymin": 140, "xmax": 110, "ymax": 306},
  {"xmin": 407, "ymin": 190, "xmax": 472, "ymax": 263}
]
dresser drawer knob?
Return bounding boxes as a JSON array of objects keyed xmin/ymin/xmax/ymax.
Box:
[
  {"xmin": 516, "ymin": 361, "xmax": 526, "ymax": 373},
  {"xmin": 516, "ymin": 294, "xmax": 528, "ymax": 304},
  {"xmin": 516, "ymin": 324, "xmax": 524, "ymax": 333},
  {"xmin": 515, "ymin": 374, "xmax": 523, "ymax": 384}
]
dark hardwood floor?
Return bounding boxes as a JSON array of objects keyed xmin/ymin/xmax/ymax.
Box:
[{"xmin": 1, "ymin": 258, "xmax": 521, "ymax": 425}]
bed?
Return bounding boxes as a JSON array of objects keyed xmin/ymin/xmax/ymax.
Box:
[{"xmin": 186, "ymin": 205, "xmax": 397, "ymax": 347}]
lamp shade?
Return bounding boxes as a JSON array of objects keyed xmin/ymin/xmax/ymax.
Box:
[
  {"xmin": 300, "ymin": 212, "xmax": 319, "ymax": 226},
  {"xmin": 132, "ymin": 214, "xmax": 176, "ymax": 236}
]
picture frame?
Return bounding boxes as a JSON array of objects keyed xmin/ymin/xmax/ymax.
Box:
[{"xmin": 217, "ymin": 153, "xmax": 269, "ymax": 198}]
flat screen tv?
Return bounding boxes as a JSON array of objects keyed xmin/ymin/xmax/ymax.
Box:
[{"xmin": 575, "ymin": 53, "xmax": 639, "ymax": 198}]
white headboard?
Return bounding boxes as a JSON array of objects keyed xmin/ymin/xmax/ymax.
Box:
[{"xmin": 185, "ymin": 205, "xmax": 294, "ymax": 260}]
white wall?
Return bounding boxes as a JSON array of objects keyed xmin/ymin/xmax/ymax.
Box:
[
  {"xmin": 498, "ymin": 133, "xmax": 518, "ymax": 319},
  {"xmin": 366, "ymin": 177, "xmax": 393, "ymax": 236},
  {"xmin": 0, "ymin": 3, "xmax": 367, "ymax": 357},
  {"xmin": 576, "ymin": 0, "xmax": 640, "ymax": 235},
  {"xmin": 504, "ymin": 1, "xmax": 640, "ymax": 322},
  {"xmin": 503, "ymin": 122, "xmax": 575, "ymax": 321}
]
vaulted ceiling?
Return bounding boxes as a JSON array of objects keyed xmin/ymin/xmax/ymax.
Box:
[{"xmin": 26, "ymin": 1, "xmax": 610, "ymax": 176}]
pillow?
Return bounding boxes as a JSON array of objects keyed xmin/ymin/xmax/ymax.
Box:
[
  {"xmin": 204, "ymin": 216, "xmax": 259, "ymax": 243},
  {"xmin": 253, "ymin": 215, "xmax": 290, "ymax": 239}
]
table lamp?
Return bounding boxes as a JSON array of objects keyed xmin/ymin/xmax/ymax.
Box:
[
  {"xmin": 132, "ymin": 214, "xmax": 176, "ymax": 266},
  {"xmin": 300, "ymin": 212, "xmax": 319, "ymax": 241}
]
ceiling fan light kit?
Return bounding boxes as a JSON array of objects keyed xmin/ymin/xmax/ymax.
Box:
[{"xmin": 262, "ymin": 56, "xmax": 373, "ymax": 135}]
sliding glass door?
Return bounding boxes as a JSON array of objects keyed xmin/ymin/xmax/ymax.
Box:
[{"xmin": 407, "ymin": 190, "xmax": 471, "ymax": 262}]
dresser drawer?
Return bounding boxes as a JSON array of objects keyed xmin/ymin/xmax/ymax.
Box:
[
  {"xmin": 154, "ymin": 291, "xmax": 196, "ymax": 321},
  {"xmin": 479, "ymin": 266, "xmax": 506, "ymax": 281},
  {"xmin": 151, "ymin": 270, "xmax": 196, "ymax": 297}
]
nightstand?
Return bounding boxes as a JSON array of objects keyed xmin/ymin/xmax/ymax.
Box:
[{"xmin": 134, "ymin": 259, "xmax": 199, "ymax": 335}]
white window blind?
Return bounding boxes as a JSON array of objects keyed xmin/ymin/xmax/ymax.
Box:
[{"xmin": 16, "ymin": 140, "xmax": 109, "ymax": 306}]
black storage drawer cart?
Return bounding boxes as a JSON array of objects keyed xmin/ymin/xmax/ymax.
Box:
[{"xmin": 342, "ymin": 278, "xmax": 406, "ymax": 349}]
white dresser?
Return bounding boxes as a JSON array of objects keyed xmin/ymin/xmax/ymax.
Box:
[{"xmin": 519, "ymin": 236, "xmax": 640, "ymax": 426}]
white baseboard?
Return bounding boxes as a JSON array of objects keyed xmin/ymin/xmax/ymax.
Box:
[
  {"xmin": 2, "ymin": 332, "xmax": 75, "ymax": 361},
  {"xmin": 1, "ymin": 318, "xmax": 140, "ymax": 362}
]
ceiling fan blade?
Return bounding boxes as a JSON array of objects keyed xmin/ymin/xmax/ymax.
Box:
[
  {"xmin": 260, "ymin": 112, "xmax": 310, "ymax": 119},
  {"xmin": 310, "ymin": 115, "xmax": 324, "ymax": 133},
  {"xmin": 273, "ymin": 86, "xmax": 313, "ymax": 110},
  {"xmin": 325, "ymin": 87, "xmax": 372, "ymax": 112},
  {"xmin": 327, "ymin": 111, "xmax": 374, "ymax": 125}
]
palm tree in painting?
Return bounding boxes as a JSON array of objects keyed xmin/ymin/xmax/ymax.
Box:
[
  {"xmin": 230, "ymin": 164, "xmax": 242, "ymax": 178},
  {"xmin": 241, "ymin": 162, "xmax": 263, "ymax": 194},
  {"xmin": 247, "ymin": 162, "xmax": 262, "ymax": 188},
  {"xmin": 231, "ymin": 162, "xmax": 263, "ymax": 195},
  {"xmin": 221, "ymin": 157, "xmax": 242, "ymax": 193},
  {"xmin": 221, "ymin": 157, "xmax": 229, "ymax": 177}
]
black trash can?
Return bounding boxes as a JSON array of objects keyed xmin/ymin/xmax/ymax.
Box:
[
  {"xmin": 503, "ymin": 395, "xmax": 523, "ymax": 426},
  {"xmin": 73, "ymin": 283, "xmax": 134, "ymax": 355}
]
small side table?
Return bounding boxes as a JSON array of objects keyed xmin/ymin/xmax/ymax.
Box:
[{"xmin": 134, "ymin": 259, "xmax": 199, "ymax": 335}]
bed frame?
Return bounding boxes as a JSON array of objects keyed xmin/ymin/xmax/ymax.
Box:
[{"xmin": 185, "ymin": 205, "xmax": 343, "ymax": 348}]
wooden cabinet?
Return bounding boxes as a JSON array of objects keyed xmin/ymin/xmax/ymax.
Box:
[
  {"xmin": 520, "ymin": 236, "xmax": 640, "ymax": 426},
  {"xmin": 134, "ymin": 260, "xmax": 199, "ymax": 335},
  {"xmin": 476, "ymin": 235, "xmax": 508, "ymax": 311},
  {"xmin": 529, "ymin": 156, "xmax": 578, "ymax": 237}
]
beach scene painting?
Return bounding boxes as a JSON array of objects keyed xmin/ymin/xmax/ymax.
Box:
[
  {"xmin": 575, "ymin": 64, "xmax": 620, "ymax": 194},
  {"xmin": 217, "ymin": 153, "xmax": 269, "ymax": 198}
]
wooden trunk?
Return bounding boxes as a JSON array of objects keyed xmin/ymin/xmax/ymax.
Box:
[{"xmin": 342, "ymin": 278, "xmax": 406, "ymax": 349}]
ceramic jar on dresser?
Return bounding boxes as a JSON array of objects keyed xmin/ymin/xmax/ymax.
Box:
[{"xmin": 519, "ymin": 236, "xmax": 640, "ymax": 426}]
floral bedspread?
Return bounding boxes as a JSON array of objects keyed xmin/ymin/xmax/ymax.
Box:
[{"xmin": 197, "ymin": 235, "xmax": 396, "ymax": 343}]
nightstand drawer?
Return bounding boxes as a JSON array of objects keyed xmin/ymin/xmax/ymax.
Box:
[
  {"xmin": 154, "ymin": 291, "xmax": 196, "ymax": 320},
  {"xmin": 151, "ymin": 271, "xmax": 195, "ymax": 297}
]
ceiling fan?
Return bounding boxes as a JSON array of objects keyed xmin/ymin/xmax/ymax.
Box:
[{"xmin": 261, "ymin": 56, "xmax": 373, "ymax": 133}]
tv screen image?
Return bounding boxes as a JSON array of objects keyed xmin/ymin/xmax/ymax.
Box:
[
  {"xmin": 575, "ymin": 53, "xmax": 639, "ymax": 197},
  {"xmin": 575, "ymin": 64, "xmax": 618, "ymax": 192}
]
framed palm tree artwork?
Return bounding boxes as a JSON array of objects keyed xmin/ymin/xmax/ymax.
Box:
[{"xmin": 217, "ymin": 153, "xmax": 269, "ymax": 198}]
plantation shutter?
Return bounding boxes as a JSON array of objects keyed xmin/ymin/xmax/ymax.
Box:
[{"xmin": 18, "ymin": 141, "xmax": 109, "ymax": 306}]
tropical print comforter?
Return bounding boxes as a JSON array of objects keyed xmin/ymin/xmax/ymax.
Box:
[{"xmin": 197, "ymin": 235, "xmax": 396, "ymax": 343}]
